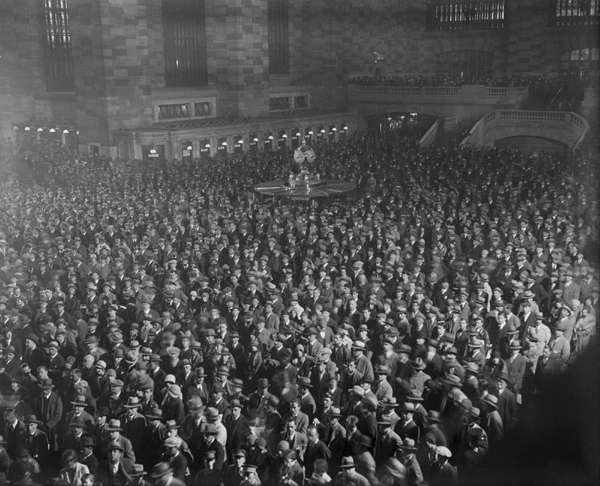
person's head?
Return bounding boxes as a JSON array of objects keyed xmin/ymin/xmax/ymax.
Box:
[
  {"xmin": 108, "ymin": 446, "xmax": 122, "ymax": 463},
  {"xmin": 285, "ymin": 418, "xmax": 296, "ymax": 435},
  {"xmin": 81, "ymin": 474, "xmax": 95, "ymax": 486},
  {"xmin": 61, "ymin": 449, "xmax": 78, "ymax": 469},
  {"xmin": 290, "ymin": 399, "xmax": 300, "ymax": 416},
  {"xmin": 37, "ymin": 366, "xmax": 49, "ymax": 381},
  {"xmin": 307, "ymin": 425, "xmax": 319, "ymax": 444}
]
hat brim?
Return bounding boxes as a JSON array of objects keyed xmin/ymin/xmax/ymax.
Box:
[{"xmin": 149, "ymin": 468, "xmax": 173, "ymax": 478}]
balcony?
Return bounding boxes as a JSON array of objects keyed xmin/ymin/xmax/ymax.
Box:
[
  {"xmin": 347, "ymin": 85, "xmax": 528, "ymax": 124},
  {"xmin": 462, "ymin": 110, "xmax": 590, "ymax": 150}
]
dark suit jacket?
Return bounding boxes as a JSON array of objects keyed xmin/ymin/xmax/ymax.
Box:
[
  {"xmin": 224, "ymin": 413, "xmax": 251, "ymax": 454},
  {"xmin": 102, "ymin": 434, "xmax": 135, "ymax": 463},
  {"xmin": 18, "ymin": 429, "xmax": 49, "ymax": 462},
  {"xmin": 504, "ymin": 353, "xmax": 527, "ymax": 393},
  {"xmin": 284, "ymin": 411, "xmax": 309, "ymax": 435},
  {"xmin": 5, "ymin": 357, "xmax": 22, "ymax": 379},
  {"xmin": 79, "ymin": 452, "xmax": 98, "ymax": 477},
  {"xmin": 196, "ymin": 438, "xmax": 225, "ymax": 471},
  {"xmin": 118, "ymin": 412, "xmax": 147, "ymax": 455},
  {"xmin": 21, "ymin": 347, "xmax": 46, "ymax": 373},
  {"xmin": 164, "ymin": 452, "xmax": 187, "ymax": 482},
  {"xmin": 96, "ymin": 458, "xmax": 134, "ymax": 486},
  {"xmin": 304, "ymin": 440, "xmax": 332, "ymax": 476},
  {"xmin": 4, "ymin": 420, "xmax": 26, "ymax": 458},
  {"xmin": 33, "ymin": 392, "xmax": 63, "ymax": 451}
]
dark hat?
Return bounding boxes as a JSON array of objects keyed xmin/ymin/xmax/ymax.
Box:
[
  {"xmin": 483, "ymin": 394, "xmax": 498, "ymax": 408},
  {"xmin": 443, "ymin": 374, "xmax": 462, "ymax": 387},
  {"xmin": 230, "ymin": 399, "xmax": 243, "ymax": 409},
  {"xmin": 145, "ymin": 408, "xmax": 163, "ymax": 420},
  {"xmin": 24, "ymin": 414, "xmax": 42, "ymax": 424},
  {"xmin": 412, "ymin": 357, "xmax": 426, "ymax": 371},
  {"xmin": 149, "ymin": 463, "xmax": 173, "ymax": 478},
  {"xmin": 40, "ymin": 378, "xmax": 54, "ymax": 390},
  {"xmin": 81, "ymin": 435, "xmax": 96, "ymax": 447},
  {"xmin": 130, "ymin": 464, "xmax": 147, "ymax": 477},
  {"xmin": 97, "ymin": 406, "xmax": 111, "ymax": 417},
  {"xmin": 401, "ymin": 438, "xmax": 417, "ymax": 451},
  {"xmin": 202, "ymin": 450, "xmax": 216, "ymax": 460},
  {"xmin": 70, "ymin": 396, "xmax": 87, "ymax": 407},
  {"xmin": 124, "ymin": 397, "xmax": 141, "ymax": 408},
  {"xmin": 200, "ymin": 423, "xmax": 218, "ymax": 435},
  {"xmin": 105, "ymin": 441, "xmax": 124, "ymax": 452},
  {"xmin": 340, "ymin": 456, "xmax": 356, "ymax": 469},
  {"xmin": 105, "ymin": 419, "xmax": 122, "ymax": 432},
  {"xmin": 297, "ymin": 376, "xmax": 312, "ymax": 388},
  {"xmin": 509, "ymin": 340, "xmax": 522, "ymax": 350}
]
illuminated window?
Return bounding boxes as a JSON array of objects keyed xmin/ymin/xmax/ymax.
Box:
[
  {"xmin": 427, "ymin": 0, "xmax": 506, "ymax": 31},
  {"xmin": 436, "ymin": 50, "xmax": 493, "ymax": 80},
  {"xmin": 554, "ymin": 0, "xmax": 600, "ymax": 25},
  {"xmin": 42, "ymin": 0, "xmax": 74, "ymax": 92},
  {"xmin": 162, "ymin": 0, "xmax": 208, "ymax": 87},
  {"xmin": 268, "ymin": 0, "xmax": 289, "ymax": 75},
  {"xmin": 560, "ymin": 47, "xmax": 599, "ymax": 84}
]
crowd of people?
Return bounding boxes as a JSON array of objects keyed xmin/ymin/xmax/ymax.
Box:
[{"xmin": 0, "ymin": 127, "xmax": 597, "ymax": 486}]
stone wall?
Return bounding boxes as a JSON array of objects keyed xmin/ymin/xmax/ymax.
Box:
[
  {"xmin": 0, "ymin": 0, "xmax": 45, "ymax": 138},
  {"xmin": 69, "ymin": 0, "xmax": 164, "ymax": 153}
]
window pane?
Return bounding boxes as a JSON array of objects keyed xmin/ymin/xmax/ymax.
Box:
[
  {"xmin": 163, "ymin": 0, "xmax": 208, "ymax": 87},
  {"xmin": 268, "ymin": 0, "xmax": 289, "ymax": 74},
  {"xmin": 43, "ymin": 0, "xmax": 74, "ymax": 92}
]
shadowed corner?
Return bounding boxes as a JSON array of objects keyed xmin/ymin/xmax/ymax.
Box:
[{"xmin": 462, "ymin": 338, "xmax": 600, "ymax": 486}]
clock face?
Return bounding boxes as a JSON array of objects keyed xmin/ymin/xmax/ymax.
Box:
[{"xmin": 294, "ymin": 145, "xmax": 315, "ymax": 164}]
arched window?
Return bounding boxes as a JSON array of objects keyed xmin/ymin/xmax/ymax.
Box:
[
  {"xmin": 426, "ymin": 0, "xmax": 506, "ymax": 30},
  {"xmin": 554, "ymin": 0, "xmax": 600, "ymax": 26},
  {"xmin": 436, "ymin": 50, "xmax": 493, "ymax": 81},
  {"xmin": 162, "ymin": 0, "xmax": 208, "ymax": 87},
  {"xmin": 268, "ymin": 0, "xmax": 289, "ymax": 75},
  {"xmin": 42, "ymin": 0, "xmax": 74, "ymax": 92},
  {"xmin": 560, "ymin": 47, "xmax": 599, "ymax": 85}
]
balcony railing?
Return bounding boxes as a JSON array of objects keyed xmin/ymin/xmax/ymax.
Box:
[
  {"xmin": 350, "ymin": 85, "xmax": 524, "ymax": 98},
  {"xmin": 462, "ymin": 110, "xmax": 590, "ymax": 150}
]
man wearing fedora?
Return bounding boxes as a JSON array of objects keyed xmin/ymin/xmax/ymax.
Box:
[
  {"xmin": 18, "ymin": 415, "xmax": 49, "ymax": 464},
  {"xmin": 334, "ymin": 456, "xmax": 369, "ymax": 486},
  {"xmin": 129, "ymin": 464, "xmax": 151, "ymax": 486},
  {"xmin": 504, "ymin": 339, "xmax": 527, "ymax": 397},
  {"xmin": 196, "ymin": 424, "xmax": 225, "ymax": 472},
  {"xmin": 224, "ymin": 399, "xmax": 250, "ymax": 461},
  {"xmin": 547, "ymin": 320, "xmax": 570, "ymax": 371},
  {"xmin": 97, "ymin": 441, "xmax": 134, "ymax": 486},
  {"xmin": 495, "ymin": 372, "xmax": 518, "ymax": 431},
  {"xmin": 102, "ymin": 419, "xmax": 135, "ymax": 463},
  {"xmin": 22, "ymin": 335, "xmax": 45, "ymax": 378},
  {"xmin": 278, "ymin": 417, "xmax": 307, "ymax": 463},
  {"xmin": 395, "ymin": 401, "xmax": 420, "ymax": 443},
  {"xmin": 62, "ymin": 416, "xmax": 89, "ymax": 453},
  {"xmin": 193, "ymin": 450, "xmax": 223, "ymax": 486},
  {"xmin": 374, "ymin": 417, "xmax": 402, "ymax": 464},
  {"xmin": 33, "ymin": 378, "xmax": 62, "ymax": 454},
  {"xmin": 62, "ymin": 396, "xmax": 95, "ymax": 440},
  {"xmin": 78, "ymin": 435, "xmax": 98, "ymax": 477},
  {"xmin": 161, "ymin": 436, "xmax": 188, "ymax": 483},
  {"xmin": 118, "ymin": 397, "xmax": 146, "ymax": 459}
]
